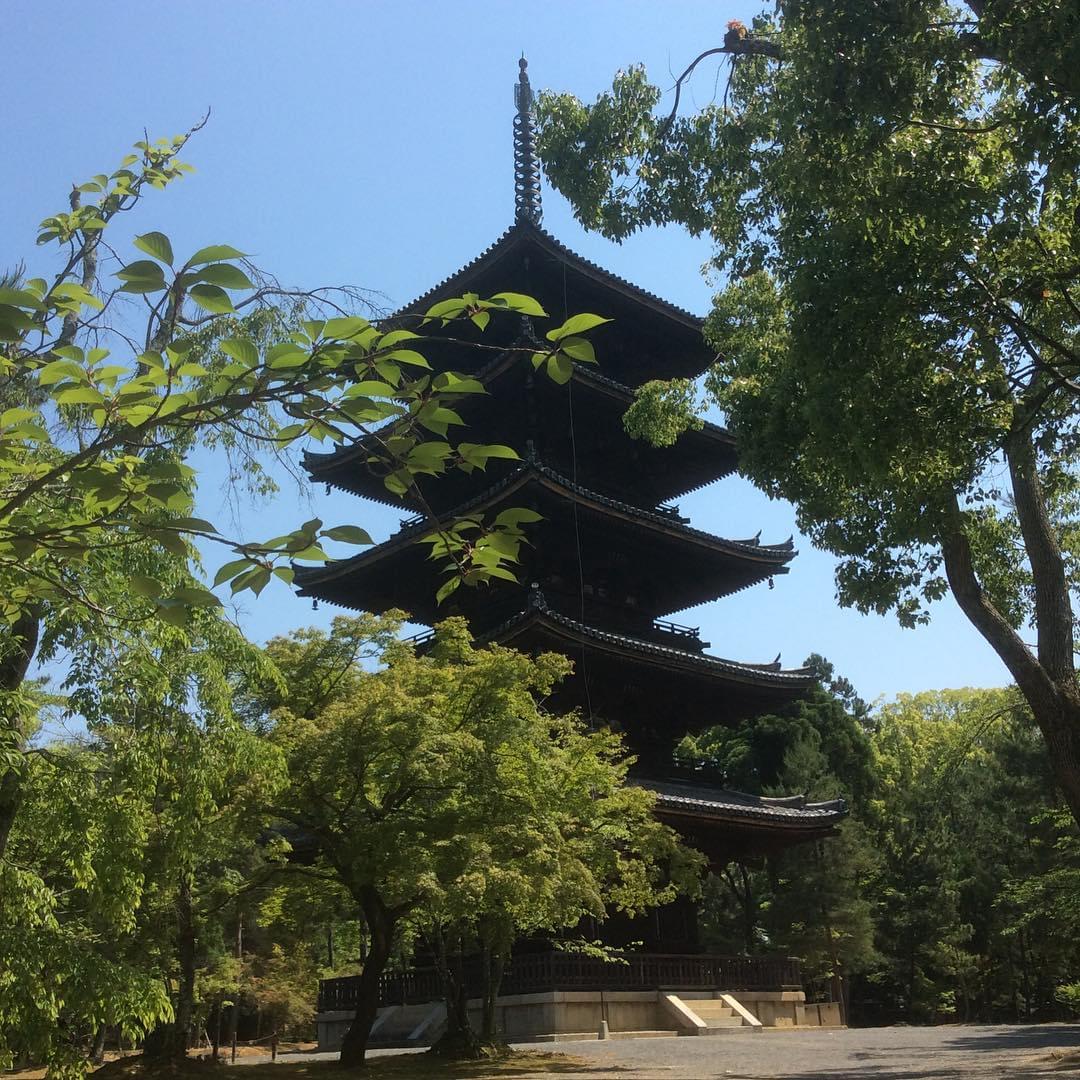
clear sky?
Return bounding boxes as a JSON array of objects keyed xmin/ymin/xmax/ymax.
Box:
[{"xmin": 4, "ymin": 0, "xmax": 1012, "ymax": 703}]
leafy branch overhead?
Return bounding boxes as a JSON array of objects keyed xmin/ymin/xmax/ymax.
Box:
[
  {"xmin": 534, "ymin": 1, "xmax": 1080, "ymax": 828},
  {"xmin": 0, "ymin": 133, "xmax": 610, "ymax": 626}
]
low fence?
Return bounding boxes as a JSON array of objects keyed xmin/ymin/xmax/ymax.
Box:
[{"xmin": 318, "ymin": 951, "xmax": 802, "ymax": 1012}]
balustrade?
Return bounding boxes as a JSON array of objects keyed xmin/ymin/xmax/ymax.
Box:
[{"xmin": 317, "ymin": 951, "xmax": 801, "ymax": 1012}]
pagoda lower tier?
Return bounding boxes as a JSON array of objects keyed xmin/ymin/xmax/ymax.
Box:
[{"xmin": 476, "ymin": 591, "xmax": 814, "ymax": 759}]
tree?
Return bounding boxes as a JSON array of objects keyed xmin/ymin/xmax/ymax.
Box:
[
  {"xmin": 261, "ymin": 616, "xmax": 698, "ymax": 1066},
  {"xmin": 0, "ymin": 127, "xmax": 605, "ymax": 877},
  {"xmin": 864, "ymin": 688, "xmax": 1073, "ymax": 1022},
  {"xmin": 683, "ymin": 660, "xmax": 877, "ymax": 1018},
  {"xmin": 536, "ymin": 2, "xmax": 1080, "ymax": 827},
  {"xmin": 0, "ymin": 544, "xmax": 287, "ymax": 1073}
]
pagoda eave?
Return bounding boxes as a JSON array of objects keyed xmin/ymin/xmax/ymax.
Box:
[
  {"xmin": 303, "ymin": 358, "xmax": 739, "ymax": 512},
  {"xmin": 488, "ymin": 600, "xmax": 814, "ymax": 694},
  {"xmin": 294, "ymin": 464, "xmax": 795, "ymax": 626}
]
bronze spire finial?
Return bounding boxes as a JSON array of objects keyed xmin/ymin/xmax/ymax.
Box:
[{"xmin": 513, "ymin": 56, "xmax": 543, "ymax": 226}]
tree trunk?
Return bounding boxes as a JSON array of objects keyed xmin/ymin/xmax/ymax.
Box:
[
  {"xmin": 211, "ymin": 996, "xmax": 222, "ymax": 1062},
  {"xmin": 90, "ymin": 1025, "xmax": 107, "ymax": 1066},
  {"xmin": 339, "ymin": 891, "xmax": 397, "ymax": 1069},
  {"xmin": 145, "ymin": 876, "xmax": 197, "ymax": 1060},
  {"xmin": 429, "ymin": 923, "xmax": 482, "ymax": 1059},
  {"xmin": 939, "ymin": 470, "xmax": 1080, "ymax": 830},
  {"xmin": 228, "ymin": 912, "xmax": 242, "ymax": 1062},
  {"xmin": 175, "ymin": 876, "xmax": 197, "ymax": 1054},
  {"xmin": 480, "ymin": 937, "xmax": 508, "ymax": 1045},
  {"xmin": 0, "ymin": 612, "xmax": 41, "ymax": 861}
]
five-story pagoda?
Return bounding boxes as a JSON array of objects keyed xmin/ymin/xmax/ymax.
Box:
[{"xmin": 298, "ymin": 59, "xmax": 845, "ymax": 927}]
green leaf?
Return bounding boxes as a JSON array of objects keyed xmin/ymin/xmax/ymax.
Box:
[
  {"xmin": 155, "ymin": 601, "xmax": 189, "ymax": 627},
  {"xmin": 322, "ymin": 525, "xmax": 374, "ymax": 545},
  {"xmin": 188, "ymin": 284, "xmax": 235, "ymax": 314},
  {"xmin": 342, "ymin": 380, "xmax": 398, "ymax": 398},
  {"xmin": 558, "ymin": 336, "xmax": 596, "ymax": 364},
  {"xmin": 220, "ymin": 338, "xmax": 258, "ymax": 366},
  {"xmin": 195, "ymin": 263, "xmax": 254, "ymax": 290},
  {"xmin": 489, "ymin": 292, "xmax": 547, "ymax": 316},
  {"xmin": 171, "ymin": 586, "xmax": 224, "ymax": 608},
  {"xmin": 115, "ymin": 260, "xmax": 167, "ymax": 293},
  {"xmin": 290, "ymin": 546, "xmax": 331, "ymax": 562},
  {"xmin": 423, "ymin": 298, "xmax": 467, "ymax": 323},
  {"xmin": 323, "ymin": 316, "xmax": 371, "ymax": 340},
  {"xmin": 1, "ymin": 408, "xmax": 37, "ymax": 427},
  {"xmin": 378, "ymin": 329, "xmax": 420, "ymax": 348},
  {"xmin": 436, "ymin": 576, "xmax": 461, "ymax": 604},
  {"xmin": 386, "ymin": 349, "xmax": 431, "ymax": 368},
  {"xmin": 475, "ymin": 444, "xmax": 519, "ymax": 460},
  {"xmin": 214, "ymin": 558, "xmax": 254, "ymax": 587},
  {"xmin": 546, "ymin": 354, "xmax": 573, "ymax": 384},
  {"xmin": 170, "ymin": 516, "xmax": 218, "ymax": 534},
  {"xmin": 433, "ymin": 374, "xmax": 486, "ymax": 394},
  {"xmin": 133, "ymin": 231, "xmax": 174, "ymax": 265},
  {"xmin": 494, "ymin": 507, "xmax": 544, "ymax": 527},
  {"xmin": 267, "ymin": 343, "xmax": 309, "ymax": 368},
  {"xmin": 55, "ymin": 386, "xmax": 106, "ymax": 406},
  {"xmin": 187, "ymin": 244, "xmax": 247, "ymax": 266},
  {"xmin": 130, "ymin": 575, "xmax": 163, "ymax": 599},
  {"xmin": 151, "ymin": 530, "xmax": 188, "ymax": 557},
  {"xmin": 546, "ymin": 313, "xmax": 612, "ymax": 341},
  {"xmin": 0, "ymin": 287, "xmax": 45, "ymax": 310}
]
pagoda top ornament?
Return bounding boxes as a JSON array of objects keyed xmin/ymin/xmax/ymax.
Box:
[{"xmin": 513, "ymin": 57, "xmax": 543, "ymax": 226}]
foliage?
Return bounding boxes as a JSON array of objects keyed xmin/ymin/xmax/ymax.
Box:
[
  {"xmin": 261, "ymin": 615, "xmax": 700, "ymax": 1061},
  {"xmin": 688, "ymin": 677, "xmax": 1079, "ymax": 1022},
  {"xmin": 0, "ymin": 130, "xmax": 607, "ymax": 1071},
  {"xmin": 689, "ymin": 662, "xmax": 878, "ymax": 1003},
  {"xmin": 535, "ymin": 0, "xmax": 1080, "ymax": 827},
  {"xmin": 856, "ymin": 688, "xmax": 1078, "ymax": 1021},
  {"xmin": 0, "ymin": 132, "xmax": 603, "ymax": 626},
  {"xmin": 1, "ymin": 568, "xmax": 284, "ymax": 1072}
]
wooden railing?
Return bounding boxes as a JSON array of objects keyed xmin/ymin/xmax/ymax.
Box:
[{"xmin": 318, "ymin": 951, "xmax": 802, "ymax": 1012}]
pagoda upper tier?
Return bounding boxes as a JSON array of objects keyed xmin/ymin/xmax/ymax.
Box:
[
  {"xmin": 389, "ymin": 219, "xmax": 713, "ymax": 386},
  {"xmin": 305, "ymin": 338, "xmax": 738, "ymax": 516}
]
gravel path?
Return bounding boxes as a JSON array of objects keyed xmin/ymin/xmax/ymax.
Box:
[
  {"xmin": 504, "ymin": 1024, "xmax": 1080, "ymax": 1079},
  {"xmin": 267, "ymin": 1024, "xmax": 1080, "ymax": 1079}
]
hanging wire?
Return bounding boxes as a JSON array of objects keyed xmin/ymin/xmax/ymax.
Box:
[{"xmin": 563, "ymin": 260, "xmax": 595, "ymax": 724}]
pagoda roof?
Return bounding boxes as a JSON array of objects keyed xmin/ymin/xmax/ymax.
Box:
[
  {"xmin": 486, "ymin": 591, "xmax": 814, "ymax": 691},
  {"xmin": 294, "ymin": 460, "xmax": 794, "ymax": 601},
  {"xmin": 640, "ymin": 777, "xmax": 847, "ymax": 829},
  {"xmin": 303, "ymin": 355, "xmax": 738, "ymax": 509},
  {"xmin": 395, "ymin": 218, "xmax": 703, "ymax": 333}
]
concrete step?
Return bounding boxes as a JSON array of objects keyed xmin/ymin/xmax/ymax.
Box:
[
  {"xmin": 703, "ymin": 1016, "xmax": 745, "ymax": 1028},
  {"xmin": 690, "ymin": 1002, "xmax": 735, "ymax": 1017}
]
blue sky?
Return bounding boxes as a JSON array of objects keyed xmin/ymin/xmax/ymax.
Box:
[{"xmin": 4, "ymin": 1, "xmax": 1011, "ymax": 702}]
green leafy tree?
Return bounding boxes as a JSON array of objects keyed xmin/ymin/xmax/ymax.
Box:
[
  {"xmin": 1, "ymin": 573, "xmax": 284, "ymax": 1072},
  {"xmin": 261, "ymin": 616, "xmax": 698, "ymax": 1066},
  {"xmin": 536, "ymin": 1, "xmax": 1080, "ymax": 827},
  {"xmin": 0, "ymin": 128, "xmax": 605, "ymax": 890},
  {"xmin": 865, "ymin": 688, "xmax": 1072, "ymax": 1022},
  {"xmin": 685, "ymin": 662, "xmax": 877, "ymax": 1017}
]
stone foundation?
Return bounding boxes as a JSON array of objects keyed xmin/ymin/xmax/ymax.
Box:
[{"xmin": 316, "ymin": 988, "xmax": 843, "ymax": 1050}]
